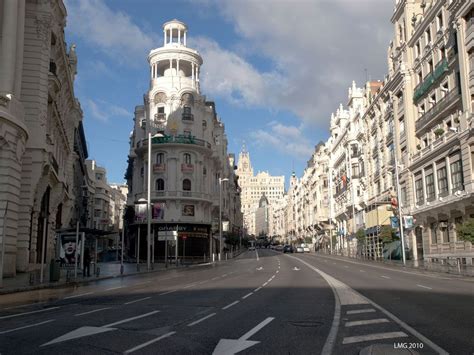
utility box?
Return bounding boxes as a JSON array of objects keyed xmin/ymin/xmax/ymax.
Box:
[{"xmin": 49, "ymin": 259, "xmax": 60, "ymax": 282}]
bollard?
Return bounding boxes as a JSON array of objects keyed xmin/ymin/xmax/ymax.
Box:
[{"xmin": 120, "ymin": 264, "xmax": 124, "ymax": 275}]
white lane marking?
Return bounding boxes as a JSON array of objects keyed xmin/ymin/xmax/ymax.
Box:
[
  {"xmin": 222, "ymin": 301, "xmax": 240, "ymax": 310},
  {"xmin": 262, "ymin": 282, "xmax": 268, "ymax": 287},
  {"xmin": 134, "ymin": 281, "xmax": 152, "ymax": 285},
  {"xmin": 159, "ymin": 290, "xmax": 177, "ymax": 296},
  {"xmin": 359, "ymin": 270, "xmax": 366, "ymax": 273},
  {"xmin": 64, "ymin": 292, "xmax": 94, "ymax": 299},
  {"xmin": 221, "ymin": 274, "xmax": 228, "ymax": 277},
  {"xmin": 381, "ymin": 275, "xmax": 391, "ymax": 279},
  {"xmin": 345, "ymin": 318, "xmax": 389, "ymax": 327},
  {"xmin": 346, "ymin": 309, "xmax": 375, "ymax": 315},
  {"xmin": 0, "ymin": 319, "xmax": 55, "ymax": 335},
  {"xmin": 417, "ymin": 284, "xmax": 433, "ymax": 290},
  {"xmin": 314, "ymin": 254, "xmax": 452, "ymax": 280},
  {"xmin": 289, "ymin": 255, "xmax": 449, "ymax": 355},
  {"xmin": 255, "ymin": 248, "xmax": 259, "ymax": 261},
  {"xmin": 183, "ymin": 283, "xmax": 197, "ymax": 289},
  {"xmin": 74, "ymin": 307, "xmax": 112, "ymax": 317},
  {"xmin": 254, "ymin": 287, "xmax": 262, "ymax": 292},
  {"xmin": 124, "ymin": 331, "xmax": 176, "ymax": 354},
  {"xmin": 2, "ymin": 302, "xmax": 47, "ymax": 310},
  {"xmin": 104, "ymin": 310, "xmax": 160, "ymax": 328},
  {"xmin": 124, "ymin": 297, "xmax": 151, "ymax": 305},
  {"xmin": 239, "ymin": 317, "xmax": 274, "ymax": 340},
  {"xmin": 187, "ymin": 312, "xmax": 216, "ymax": 326},
  {"xmin": 211, "ymin": 277, "xmax": 220, "ymax": 281},
  {"xmin": 276, "ymin": 270, "xmax": 279, "ymax": 274},
  {"xmin": 342, "ymin": 331, "xmax": 408, "ymax": 344},
  {"xmin": 0, "ymin": 306, "xmax": 60, "ymax": 320},
  {"xmin": 344, "ymin": 266, "xmax": 349, "ymax": 268},
  {"xmin": 105, "ymin": 286, "xmax": 124, "ymax": 291},
  {"xmin": 242, "ymin": 292, "xmax": 253, "ymax": 299},
  {"xmin": 199, "ymin": 280, "xmax": 209, "ymax": 285}
]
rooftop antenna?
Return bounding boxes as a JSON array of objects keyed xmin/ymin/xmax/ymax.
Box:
[{"xmin": 364, "ymin": 68, "xmax": 368, "ymax": 83}]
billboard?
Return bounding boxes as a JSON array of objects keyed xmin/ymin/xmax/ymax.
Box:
[
  {"xmin": 58, "ymin": 234, "xmax": 81, "ymax": 266},
  {"xmin": 152, "ymin": 203, "xmax": 165, "ymax": 220}
]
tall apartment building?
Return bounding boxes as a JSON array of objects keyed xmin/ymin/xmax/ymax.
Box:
[
  {"xmin": 271, "ymin": 0, "xmax": 474, "ymax": 266},
  {"xmin": 0, "ymin": 0, "xmax": 89, "ymax": 277},
  {"xmin": 126, "ymin": 20, "xmax": 242, "ymax": 258},
  {"xmin": 236, "ymin": 146, "xmax": 285, "ymax": 235}
]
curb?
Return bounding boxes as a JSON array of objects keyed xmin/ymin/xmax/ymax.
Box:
[{"xmin": 0, "ymin": 264, "xmax": 179, "ymax": 296}]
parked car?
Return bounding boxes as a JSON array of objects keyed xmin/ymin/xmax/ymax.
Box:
[
  {"xmin": 301, "ymin": 243, "xmax": 311, "ymax": 253},
  {"xmin": 283, "ymin": 245, "xmax": 294, "ymax": 253},
  {"xmin": 275, "ymin": 245, "xmax": 284, "ymax": 252},
  {"xmin": 295, "ymin": 246, "xmax": 304, "ymax": 253}
]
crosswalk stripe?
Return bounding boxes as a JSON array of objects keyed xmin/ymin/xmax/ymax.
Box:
[
  {"xmin": 342, "ymin": 331, "xmax": 408, "ymax": 344},
  {"xmin": 346, "ymin": 309, "xmax": 375, "ymax": 315},
  {"xmin": 345, "ymin": 318, "xmax": 389, "ymax": 327}
]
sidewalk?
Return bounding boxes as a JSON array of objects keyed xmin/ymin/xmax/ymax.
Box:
[
  {"xmin": 0, "ymin": 261, "xmax": 187, "ymax": 295},
  {"xmin": 314, "ymin": 252, "xmax": 474, "ymax": 279}
]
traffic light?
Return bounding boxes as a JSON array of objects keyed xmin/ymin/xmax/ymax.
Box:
[{"xmin": 391, "ymin": 197, "xmax": 398, "ymax": 213}]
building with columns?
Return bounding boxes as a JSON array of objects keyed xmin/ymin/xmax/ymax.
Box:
[
  {"xmin": 0, "ymin": 0, "xmax": 89, "ymax": 277},
  {"xmin": 126, "ymin": 20, "xmax": 242, "ymax": 259}
]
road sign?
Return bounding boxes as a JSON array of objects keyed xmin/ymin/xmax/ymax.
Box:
[{"xmin": 158, "ymin": 235, "xmax": 177, "ymax": 241}]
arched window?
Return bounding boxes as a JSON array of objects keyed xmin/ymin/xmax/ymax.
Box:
[
  {"xmin": 156, "ymin": 153, "xmax": 164, "ymax": 164},
  {"xmin": 184, "ymin": 153, "xmax": 191, "ymax": 164},
  {"xmin": 155, "ymin": 178, "xmax": 165, "ymax": 191},
  {"xmin": 183, "ymin": 179, "xmax": 191, "ymax": 191}
]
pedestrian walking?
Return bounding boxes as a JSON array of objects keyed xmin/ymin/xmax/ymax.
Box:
[{"xmin": 83, "ymin": 248, "xmax": 91, "ymax": 277}]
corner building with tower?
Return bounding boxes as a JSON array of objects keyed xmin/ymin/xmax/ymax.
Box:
[{"xmin": 126, "ymin": 20, "xmax": 242, "ymax": 260}]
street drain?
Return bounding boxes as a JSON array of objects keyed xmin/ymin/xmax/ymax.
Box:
[{"xmin": 288, "ymin": 320, "xmax": 324, "ymax": 328}]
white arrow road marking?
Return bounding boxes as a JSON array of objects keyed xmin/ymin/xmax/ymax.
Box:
[
  {"xmin": 212, "ymin": 317, "xmax": 275, "ymax": 355},
  {"xmin": 41, "ymin": 311, "xmax": 160, "ymax": 347},
  {"xmin": 256, "ymin": 267, "xmax": 263, "ymax": 271},
  {"xmin": 293, "ymin": 267, "xmax": 300, "ymax": 271},
  {"xmin": 0, "ymin": 306, "xmax": 60, "ymax": 320}
]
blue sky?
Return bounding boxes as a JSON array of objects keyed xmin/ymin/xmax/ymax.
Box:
[{"xmin": 64, "ymin": 0, "xmax": 394, "ymax": 187}]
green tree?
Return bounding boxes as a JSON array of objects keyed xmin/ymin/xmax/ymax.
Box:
[
  {"xmin": 356, "ymin": 228, "xmax": 366, "ymax": 244},
  {"xmin": 380, "ymin": 225, "xmax": 398, "ymax": 243},
  {"xmin": 456, "ymin": 218, "xmax": 474, "ymax": 243}
]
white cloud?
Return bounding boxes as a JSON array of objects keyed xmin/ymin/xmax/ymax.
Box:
[
  {"xmin": 65, "ymin": 0, "xmax": 158, "ymax": 66},
  {"xmin": 191, "ymin": 0, "xmax": 393, "ymax": 127},
  {"xmin": 249, "ymin": 123, "xmax": 314, "ymax": 159},
  {"xmin": 87, "ymin": 99, "xmax": 131, "ymax": 122}
]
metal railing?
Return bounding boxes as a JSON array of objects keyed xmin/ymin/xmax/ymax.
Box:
[{"xmin": 415, "ymin": 89, "xmax": 459, "ymax": 131}]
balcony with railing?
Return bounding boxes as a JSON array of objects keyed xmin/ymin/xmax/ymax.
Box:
[
  {"xmin": 153, "ymin": 163, "xmax": 166, "ymax": 173},
  {"xmin": 140, "ymin": 134, "xmax": 212, "ymax": 150},
  {"xmin": 154, "ymin": 113, "xmax": 166, "ymax": 121},
  {"xmin": 413, "ymin": 58, "xmax": 448, "ymax": 103},
  {"xmin": 415, "ymin": 89, "xmax": 460, "ymax": 132},
  {"xmin": 411, "ymin": 130, "xmax": 458, "ymax": 163},
  {"xmin": 181, "ymin": 163, "xmax": 194, "ymax": 173},
  {"xmin": 136, "ymin": 191, "xmax": 212, "ymax": 202}
]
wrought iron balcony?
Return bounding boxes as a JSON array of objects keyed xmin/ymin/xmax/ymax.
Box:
[
  {"xmin": 413, "ymin": 58, "xmax": 448, "ymax": 103},
  {"xmin": 415, "ymin": 89, "xmax": 460, "ymax": 132},
  {"xmin": 182, "ymin": 112, "xmax": 194, "ymax": 121}
]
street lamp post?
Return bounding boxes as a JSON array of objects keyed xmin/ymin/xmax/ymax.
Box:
[
  {"xmin": 219, "ymin": 177, "xmax": 229, "ymax": 261},
  {"xmin": 147, "ymin": 132, "xmax": 152, "ymax": 271},
  {"xmin": 394, "ymin": 157, "xmax": 407, "ymax": 265}
]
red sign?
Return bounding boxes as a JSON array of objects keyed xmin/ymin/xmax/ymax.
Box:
[{"xmin": 182, "ymin": 236, "xmax": 187, "ymax": 240}]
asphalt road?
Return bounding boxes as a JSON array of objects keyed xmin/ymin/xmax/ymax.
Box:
[{"xmin": 0, "ymin": 249, "xmax": 472, "ymax": 354}]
